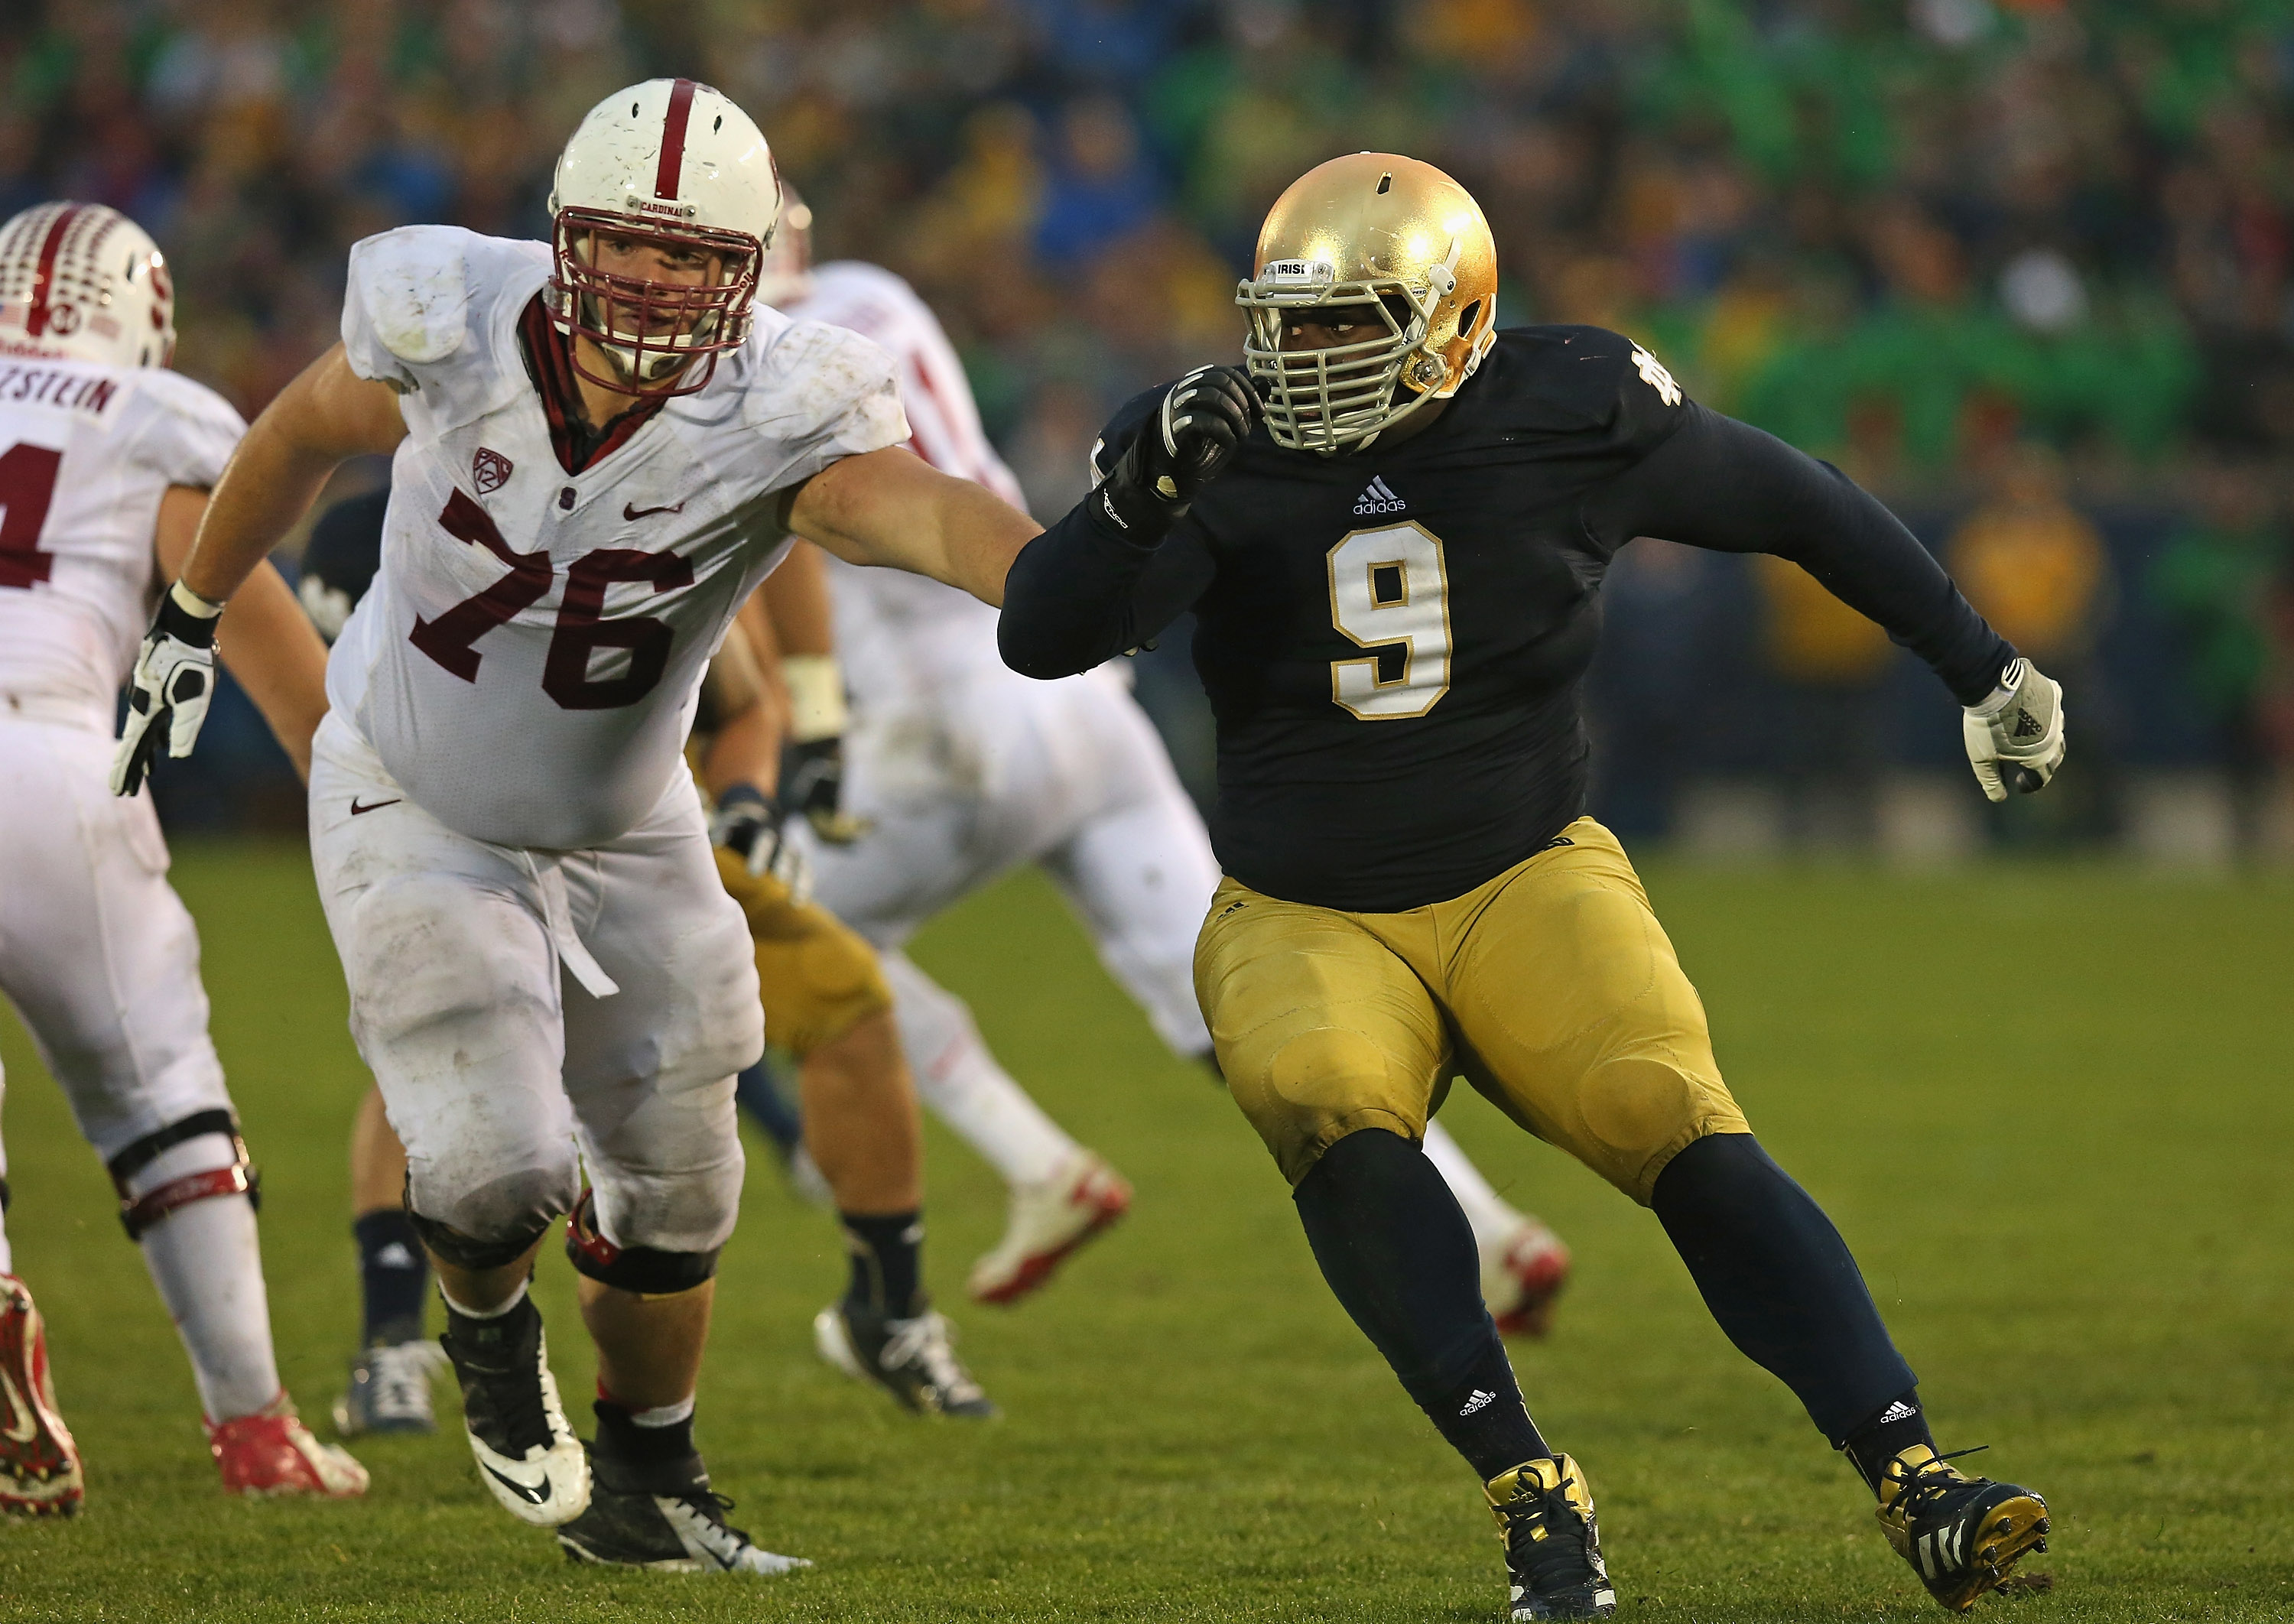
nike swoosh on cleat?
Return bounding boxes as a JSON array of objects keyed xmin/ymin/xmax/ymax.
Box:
[
  {"xmin": 349, "ymin": 797, "xmax": 401, "ymax": 816},
  {"xmin": 623, "ymin": 501, "xmax": 686, "ymax": 520},
  {"xmin": 482, "ymin": 1462, "xmax": 552, "ymax": 1505},
  {"xmin": 0, "ymin": 1367, "xmax": 37, "ymax": 1444}
]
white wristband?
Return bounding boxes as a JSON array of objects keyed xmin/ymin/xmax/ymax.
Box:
[
  {"xmin": 170, "ymin": 579, "xmax": 226, "ymax": 619},
  {"xmin": 781, "ymin": 654, "xmax": 849, "ymax": 742}
]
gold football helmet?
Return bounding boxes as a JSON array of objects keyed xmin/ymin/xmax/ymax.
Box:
[{"xmin": 1237, "ymin": 153, "xmax": 1498, "ymax": 453}]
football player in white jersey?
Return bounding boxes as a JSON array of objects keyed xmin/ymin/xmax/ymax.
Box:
[
  {"xmin": 112, "ymin": 82, "xmax": 1044, "ymax": 1572},
  {"xmin": 0, "ymin": 200, "xmax": 369, "ymax": 1508},
  {"xmin": 757, "ymin": 202, "xmax": 1574, "ymax": 1329}
]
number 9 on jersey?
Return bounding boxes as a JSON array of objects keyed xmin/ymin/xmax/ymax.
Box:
[{"xmin": 1327, "ymin": 523, "xmax": 1452, "ymax": 720}]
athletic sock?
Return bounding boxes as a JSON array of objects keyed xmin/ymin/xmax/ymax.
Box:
[
  {"xmin": 134, "ymin": 1179, "xmax": 283, "ymax": 1422},
  {"xmin": 1295, "ymin": 1128, "xmax": 1554, "ymax": 1481},
  {"xmin": 840, "ymin": 1209, "xmax": 926, "ymax": 1320},
  {"xmin": 354, "ymin": 1208, "xmax": 431, "ymax": 1346},
  {"xmin": 1651, "ymin": 1133, "xmax": 1917, "ymax": 1455},
  {"xmin": 1841, "ymin": 1390, "xmax": 1938, "ymax": 1496},
  {"xmin": 593, "ymin": 1395, "xmax": 703, "ymax": 1492},
  {"xmin": 883, "ymin": 950, "xmax": 1076, "ymax": 1187}
]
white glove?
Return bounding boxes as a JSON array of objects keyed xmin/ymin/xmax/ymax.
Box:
[
  {"xmin": 112, "ymin": 580, "xmax": 224, "ymax": 797},
  {"xmin": 709, "ymin": 785, "xmax": 814, "ymax": 905},
  {"xmin": 1963, "ymin": 657, "xmax": 2065, "ymax": 803}
]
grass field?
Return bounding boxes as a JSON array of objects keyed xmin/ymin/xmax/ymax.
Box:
[{"xmin": 0, "ymin": 844, "xmax": 2287, "ymax": 1622}]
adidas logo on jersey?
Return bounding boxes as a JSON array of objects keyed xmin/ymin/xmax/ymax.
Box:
[{"xmin": 1353, "ymin": 476, "xmax": 1406, "ymax": 515}]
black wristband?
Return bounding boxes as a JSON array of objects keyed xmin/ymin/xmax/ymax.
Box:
[
  {"xmin": 154, "ymin": 588, "xmax": 220, "ymax": 649},
  {"xmin": 1088, "ymin": 473, "xmax": 1175, "ymax": 546},
  {"xmin": 716, "ymin": 783, "xmax": 769, "ymax": 814}
]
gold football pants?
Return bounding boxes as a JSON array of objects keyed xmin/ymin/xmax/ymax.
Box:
[
  {"xmin": 713, "ymin": 849, "xmax": 894, "ymax": 1059},
  {"xmin": 1194, "ymin": 817, "xmax": 1747, "ymax": 1203}
]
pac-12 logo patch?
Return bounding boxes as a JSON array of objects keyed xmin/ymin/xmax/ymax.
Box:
[{"xmin": 472, "ymin": 447, "xmax": 513, "ymax": 494}]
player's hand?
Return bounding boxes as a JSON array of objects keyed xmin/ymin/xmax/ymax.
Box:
[
  {"xmin": 1105, "ymin": 364, "xmax": 1259, "ymax": 527},
  {"xmin": 1963, "ymin": 657, "xmax": 2065, "ymax": 802},
  {"xmin": 112, "ymin": 582, "xmax": 223, "ymax": 797},
  {"xmin": 710, "ymin": 784, "xmax": 814, "ymax": 902},
  {"xmin": 779, "ymin": 736, "xmax": 870, "ymax": 845}
]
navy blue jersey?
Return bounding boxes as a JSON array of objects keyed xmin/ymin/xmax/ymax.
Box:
[{"xmin": 1004, "ymin": 326, "xmax": 2013, "ymax": 911}]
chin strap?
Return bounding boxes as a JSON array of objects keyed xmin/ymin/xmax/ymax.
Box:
[{"xmin": 106, "ymin": 1109, "xmax": 260, "ymax": 1241}]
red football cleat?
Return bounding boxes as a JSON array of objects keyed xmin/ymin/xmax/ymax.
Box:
[
  {"xmin": 0, "ymin": 1275, "xmax": 82, "ymax": 1517},
  {"xmin": 208, "ymin": 1394, "xmax": 369, "ymax": 1498},
  {"xmin": 1486, "ymin": 1220, "xmax": 1571, "ymax": 1339}
]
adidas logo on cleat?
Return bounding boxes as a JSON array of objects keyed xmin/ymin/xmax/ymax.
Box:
[{"xmin": 1353, "ymin": 476, "xmax": 1406, "ymax": 515}]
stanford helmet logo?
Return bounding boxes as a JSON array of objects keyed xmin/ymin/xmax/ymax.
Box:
[{"xmin": 472, "ymin": 447, "xmax": 513, "ymax": 494}]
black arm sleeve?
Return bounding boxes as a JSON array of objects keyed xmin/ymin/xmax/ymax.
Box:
[
  {"xmin": 996, "ymin": 489, "xmax": 1217, "ymax": 679},
  {"xmin": 1584, "ymin": 404, "xmax": 2014, "ymax": 706}
]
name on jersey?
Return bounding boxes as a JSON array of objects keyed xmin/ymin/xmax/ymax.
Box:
[{"xmin": 0, "ymin": 361, "xmax": 119, "ymax": 417}]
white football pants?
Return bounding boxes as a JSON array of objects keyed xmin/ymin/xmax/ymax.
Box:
[
  {"xmin": 0, "ymin": 710, "xmax": 279, "ymax": 1421},
  {"xmin": 309, "ymin": 714, "xmax": 759, "ymax": 1257}
]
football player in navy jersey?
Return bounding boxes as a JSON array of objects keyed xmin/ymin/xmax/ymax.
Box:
[{"xmin": 998, "ymin": 154, "xmax": 2065, "ymax": 1619}]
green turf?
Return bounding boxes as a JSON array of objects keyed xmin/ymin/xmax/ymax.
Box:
[{"xmin": 0, "ymin": 845, "xmax": 2287, "ymax": 1622}]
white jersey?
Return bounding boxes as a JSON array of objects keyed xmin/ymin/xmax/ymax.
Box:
[
  {"xmin": 0, "ymin": 356, "xmax": 244, "ymax": 727},
  {"xmin": 781, "ymin": 262, "xmax": 1025, "ymax": 699},
  {"xmin": 329, "ymin": 226, "xmax": 908, "ymax": 849}
]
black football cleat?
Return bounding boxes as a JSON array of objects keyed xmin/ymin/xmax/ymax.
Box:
[
  {"xmin": 1875, "ymin": 1446, "xmax": 2049, "ymax": 1613},
  {"xmin": 557, "ymin": 1446, "xmax": 808, "ymax": 1574},
  {"xmin": 814, "ymin": 1300, "xmax": 999, "ymax": 1418},
  {"xmin": 1485, "ymin": 1454, "xmax": 1617, "ymax": 1619}
]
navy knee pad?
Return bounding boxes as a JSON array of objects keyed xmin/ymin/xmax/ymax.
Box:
[{"xmin": 564, "ymin": 1188, "xmax": 721, "ymax": 1295}]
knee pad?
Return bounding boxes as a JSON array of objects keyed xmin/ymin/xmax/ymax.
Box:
[
  {"xmin": 564, "ymin": 1188, "xmax": 720, "ymax": 1296},
  {"xmin": 405, "ymin": 1203, "xmax": 555, "ymax": 1272},
  {"xmin": 105, "ymin": 1110, "xmax": 260, "ymax": 1241},
  {"xmin": 1576, "ymin": 1057, "xmax": 1742, "ymax": 1203}
]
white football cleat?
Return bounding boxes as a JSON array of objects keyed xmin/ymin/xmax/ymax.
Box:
[
  {"xmin": 1483, "ymin": 1218, "xmax": 1571, "ymax": 1339},
  {"xmin": 439, "ymin": 1296, "xmax": 590, "ymax": 1526},
  {"xmin": 333, "ymin": 1338, "xmax": 450, "ymax": 1437},
  {"xmin": 967, "ymin": 1149, "xmax": 1132, "ymax": 1306}
]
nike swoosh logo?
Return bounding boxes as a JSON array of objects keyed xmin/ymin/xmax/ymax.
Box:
[
  {"xmin": 349, "ymin": 797, "xmax": 401, "ymax": 816},
  {"xmin": 623, "ymin": 501, "xmax": 686, "ymax": 520},
  {"xmin": 0, "ymin": 1366, "xmax": 38, "ymax": 1444},
  {"xmin": 482, "ymin": 1461, "xmax": 551, "ymax": 1505}
]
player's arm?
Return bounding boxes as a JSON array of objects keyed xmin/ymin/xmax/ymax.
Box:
[
  {"xmin": 783, "ymin": 444, "xmax": 1035, "ymax": 609},
  {"xmin": 755, "ymin": 541, "xmax": 866, "ymax": 842},
  {"xmin": 993, "ymin": 366, "xmax": 1253, "ymax": 680},
  {"xmin": 113, "ymin": 344, "xmax": 406, "ymax": 794},
  {"xmin": 152, "ymin": 486, "xmax": 330, "ymax": 782},
  {"xmin": 1585, "ymin": 404, "xmax": 2065, "ymax": 801}
]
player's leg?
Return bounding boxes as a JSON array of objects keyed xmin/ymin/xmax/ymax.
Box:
[
  {"xmin": 1194, "ymin": 879, "xmax": 1613, "ymax": 1620},
  {"xmin": 1419, "ymin": 1121, "xmax": 1572, "ymax": 1339},
  {"xmin": 714, "ymin": 847, "xmax": 995, "ymax": 1415},
  {"xmin": 333, "ymin": 1083, "xmax": 447, "ymax": 1437},
  {"xmin": 1441, "ymin": 819, "xmax": 2047, "ymax": 1613},
  {"xmin": 0, "ymin": 1057, "xmax": 80, "ymax": 1517},
  {"xmin": 551, "ymin": 786, "xmax": 803, "ymax": 1573},
  {"xmin": 310, "ymin": 721, "xmax": 586, "ymax": 1525},
  {"xmin": 0, "ymin": 719, "xmax": 360, "ymax": 1499}
]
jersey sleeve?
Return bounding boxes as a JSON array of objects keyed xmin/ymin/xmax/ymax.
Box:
[
  {"xmin": 740, "ymin": 319, "xmax": 910, "ymax": 489},
  {"xmin": 340, "ymin": 226, "xmax": 479, "ymax": 391},
  {"xmin": 124, "ymin": 371, "xmax": 247, "ymax": 489}
]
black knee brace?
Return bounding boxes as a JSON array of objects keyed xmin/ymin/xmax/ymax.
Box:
[
  {"xmin": 405, "ymin": 1205, "xmax": 554, "ymax": 1272},
  {"xmin": 105, "ymin": 1110, "xmax": 260, "ymax": 1240},
  {"xmin": 564, "ymin": 1188, "xmax": 720, "ymax": 1295}
]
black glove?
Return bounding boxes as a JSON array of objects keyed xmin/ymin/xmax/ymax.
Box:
[
  {"xmin": 778, "ymin": 736, "xmax": 869, "ymax": 845},
  {"xmin": 710, "ymin": 784, "xmax": 812, "ymax": 901},
  {"xmin": 1100, "ymin": 364, "xmax": 1259, "ymax": 533}
]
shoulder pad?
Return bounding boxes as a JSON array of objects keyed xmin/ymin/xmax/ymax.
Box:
[{"xmin": 346, "ymin": 226, "xmax": 476, "ymax": 366}]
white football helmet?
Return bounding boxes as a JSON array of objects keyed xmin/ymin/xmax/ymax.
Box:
[
  {"xmin": 753, "ymin": 184, "xmax": 814, "ymax": 310},
  {"xmin": 545, "ymin": 77, "xmax": 780, "ymax": 396},
  {"xmin": 0, "ymin": 202, "xmax": 176, "ymax": 370}
]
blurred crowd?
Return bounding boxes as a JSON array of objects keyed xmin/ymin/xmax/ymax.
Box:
[{"xmin": 6, "ymin": 0, "xmax": 2293, "ymax": 856}]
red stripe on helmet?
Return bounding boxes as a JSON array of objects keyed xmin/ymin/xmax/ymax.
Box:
[
  {"xmin": 25, "ymin": 206, "xmax": 83, "ymax": 339},
  {"xmin": 655, "ymin": 79, "xmax": 697, "ymax": 200}
]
